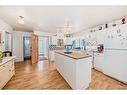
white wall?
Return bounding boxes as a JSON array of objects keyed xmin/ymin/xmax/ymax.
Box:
[
  {"xmin": 13, "ymin": 31, "xmax": 32, "ymax": 62},
  {"xmin": 34, "ymin": 30, "xmax": 53, "ymax": 45},
  {"xmin": 0, "ymin": 19, "xmax": 13, "ymax": 51},
  {"xmin": 34, "ymin": 31, "xmax": 52, "ymax": 36}
]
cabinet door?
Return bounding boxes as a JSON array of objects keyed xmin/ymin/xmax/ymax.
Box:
[
  {"xmin": 94, "ymin": 53, "xmax": 104, "ymax": 72},
  {"xmin": 0, "ymin": 65, "xmax": 10, "ymax": 89},
  {"xmin": 49, "ymin": 51, "xmax": 55, "ymax": 61},
  {"xmin": 118, "ymin": 24, "xmax": 127, "ymax": 49},
  {"xmin": 8, "ymin": 60, "xmax": 15, "ymax": 77},
  {"xmin": 96, "ymin": 30, "xmax": 107, "ymax": 44},
  {"xmin": 104, "ymin": 26, "xmax": 122, "ymax": 49}
]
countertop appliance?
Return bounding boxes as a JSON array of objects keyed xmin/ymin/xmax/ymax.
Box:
[
  {"xmin": 3, "ymin": 51, "xmax": 12, "ymax": 57},
  {"xmin": 97, "ymin": 44, "xmax": 104, "ymax": 53},
  {"xmin": 64, "ymin": 45, "xmax": 72, "ymax": 54},
  {"xmin": 103, "ymin": 24, "xmax": 127, "ymax": 83}
]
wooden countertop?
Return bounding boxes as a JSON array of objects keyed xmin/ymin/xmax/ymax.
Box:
[{"xmin": 55, "ymin": 50, "xmax": 91, "ymax": 60}]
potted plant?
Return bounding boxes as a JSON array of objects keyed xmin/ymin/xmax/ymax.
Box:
[{"xmin": 0, "ymin": 51, "xmax": 3, "ymax": 63}]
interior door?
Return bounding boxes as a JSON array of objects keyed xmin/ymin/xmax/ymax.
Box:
[
  {"xmin": 32, "ymin": 34, "xmax": 38, "ymax": 64},
  {"xmin": 24, "ymin": 37, "xmax": 32, "ymax": 60},
  {"xmin": 38, "ymin": 37, "xmax": 48, "ymax": 60}
]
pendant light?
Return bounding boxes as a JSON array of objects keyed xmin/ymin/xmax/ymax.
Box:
[{"xmin": 18, "ymin": 16, "xmax": 24, "ymax": 24}]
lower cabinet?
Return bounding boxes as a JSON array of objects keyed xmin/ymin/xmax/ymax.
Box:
[
  {"xmin": 94, "ymin": 53, "xmax": 104, "ymax": 72},
  {"xmin": 0, "ymin": 59, "xmax": 15, "ymax": 89},
  {"xmin": 8, "ymin": 60, "xmax": 15, "ymax": 77},
  {"xmin": 0, "ymin": 64, "xmax": 10, "ymax": 89},
  {"xmin": 49, "ymin": 51, "xmax": 55, "ymax": 61}
]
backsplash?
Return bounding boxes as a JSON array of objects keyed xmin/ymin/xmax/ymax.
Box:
[{"xmin": 49, "ymin": 45, "xmax": 66, "ymax": 50}]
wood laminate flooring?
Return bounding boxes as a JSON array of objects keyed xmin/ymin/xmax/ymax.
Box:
[{"xmin": 3, "ymin": 60, "xmax": 127, "ymax": 90}]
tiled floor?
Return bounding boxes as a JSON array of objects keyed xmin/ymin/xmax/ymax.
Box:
[{"xmin": 3, "ymin": 60, "xmax": 127, "ymax": 90}]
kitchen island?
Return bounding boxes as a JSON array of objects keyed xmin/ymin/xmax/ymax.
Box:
[{"xmin": 55, "ymin": 50, "xmax": 92, "ymax": 89}]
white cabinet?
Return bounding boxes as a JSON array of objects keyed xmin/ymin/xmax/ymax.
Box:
[
  {"xmin": 0, "ymin": 59, "xmax": 15, "ymax": 89},
  {"xmin": 51, "ymin": 36, "xmax": 57, "ymax": 45},
  {"xmin": 96, "ymin": 29, "xmax": 107, "ymax": 44},
  {"xmin": 49, "ymin": 51, "xmax": 55, "ymax": 61},
  {"xmin": 8, "ymin": 60, "xmax": 15, "ymax": 77},
  {"xmin": 94, "ymin": 53, "xmax": 104, "ymax": 72},
  {"xmin": 0, "ymin": 64, "xmax": 10, "ymax": 89},
  {"xmin": 55, "ymin": 52, "xmax": 92, "ymax": 89},
  {"xmin": 104, "ymin": 25, "xmax": 127, "ymax": 49}
]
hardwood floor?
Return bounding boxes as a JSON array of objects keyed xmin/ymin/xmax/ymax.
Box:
[
  {"xmin": 3, "ymin": 60, "xmax": 127, "ymax": 90},
  {"xmin": 3, "ymin": 60, "xmax": 71, "ymax": 90},
  {"xmin": 89, "ymin": 70, "xmax": 127, "ymax": 89}
]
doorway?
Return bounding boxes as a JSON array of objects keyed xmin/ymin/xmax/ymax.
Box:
[
  {"xmin": 23, "ymin": 36, "xmax": 32, "ymax": 60},
  {"xmin": 38, "ymin": 36, "xmax": 49, "ymax": 61}
]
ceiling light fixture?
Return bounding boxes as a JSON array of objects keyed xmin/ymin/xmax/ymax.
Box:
[
  {"xmin": 65, "ymin": 21, "xmax": 72, "ymax": 38},
  {"xmin": 57, "ymin": 19, "xmax": 72, "ymax": 38},
  {"xmin": 18, "ymin": 16, "xmax": 24, "ymax": 24}
]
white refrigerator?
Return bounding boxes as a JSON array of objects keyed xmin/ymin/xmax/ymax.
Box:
[{"xmin": 103, "ymin": 24, "xmax": 127, "ymax": 83}]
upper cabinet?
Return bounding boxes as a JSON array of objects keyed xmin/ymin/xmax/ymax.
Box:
[
  {"xmin": 104, "ymin": 24, "xmax": 127, "ymax": 49},
  {"xmin": 96, "ymin": 29, "xmax": 107, "ymax": 44}
]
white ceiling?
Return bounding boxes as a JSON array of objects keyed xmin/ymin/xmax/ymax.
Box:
[{"xmin": 0, "ymin": 6, "xmax": 127, "ymax": 33}]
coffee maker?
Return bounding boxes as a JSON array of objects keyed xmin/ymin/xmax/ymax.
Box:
[{"xmin": 97, "ymin": 44, "xmax": 104, "ymax": 53}]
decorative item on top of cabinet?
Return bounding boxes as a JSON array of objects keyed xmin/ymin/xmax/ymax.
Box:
[
  {"xmin": 118, "ymin": 34, "xmax": 122, "ymax": 37},
  {"xmin": 98, "ymin": 26, "xmax": 102, "ymax": 30},
  {"xmin": 122, "ymin": 18, "xmax": 126, "ymax": 24},
  {"xmin": 90, "ymin": 30, "xmax": 93, "ymax": 32},
  {"xmin": 105, "ymin": 24, "xmax": 108, "ymax": 28},
  {"xmin": 112, "ymin": 23, "xmax": 116, "ymax": 27},
  {"xmin": 117, "ymin": 29, "xmax": 121, "ymax": 33}
]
